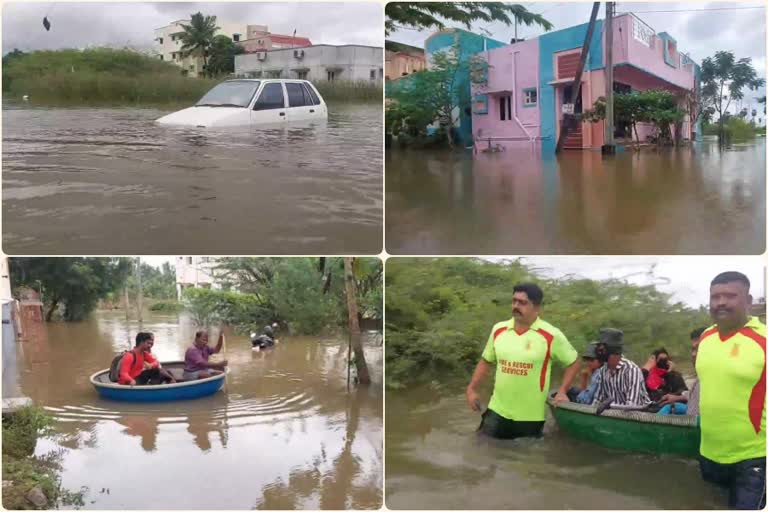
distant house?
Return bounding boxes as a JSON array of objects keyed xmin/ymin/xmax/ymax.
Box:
[
  {"xmin": 175, "ymin": 257, "xmax": 220, "ymax": 299},
  {"xmin": 235, "ymin": 44, "xmax": 383, "ymax": 82},
  {"xmin": 470, "ymin": 13, "xmax": 701, "ymax": 153},
  {"xmin": 385, "ymin": 41, "xmax": 426, "ymax": 80},
  {"xmin": 154, "ymin": 21, "xmax": 311, "ymax": 78}
]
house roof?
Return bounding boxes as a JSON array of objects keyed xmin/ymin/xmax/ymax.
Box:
[{"xmin": 270, "ymin": 34, "xmax": 312, "ymax": 46}]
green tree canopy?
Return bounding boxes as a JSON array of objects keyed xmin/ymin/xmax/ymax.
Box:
[
  {"xmin": 179, "ymin": 12, "xmax": 220, "ymax": 76},
  {"xmin": 385, "ymin": 2, "xmax": 553, "ymax": 36},
  {"xmin": 206, "ymin": 35, "xmax": 245, "ymax": 77},
  {"xmin": 701, "ymin": 51, "xmax": 764, "ymax": 141},
  {"xmin": 10, "ymin": 258, "xmax": 132, "ymax": 321}
]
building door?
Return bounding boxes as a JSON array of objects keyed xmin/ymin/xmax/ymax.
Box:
[{"xmin": 562, "ymin": 85, "xmax": 583, "ymax": 114}]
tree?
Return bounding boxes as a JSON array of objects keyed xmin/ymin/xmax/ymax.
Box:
[
  {"xmin": 701, "ymin": 51, "xmax": 765, "ymax": 142},
  {"xmin": 206, "ymin": 35, "xmax": 245, "ymax": 77},
  {"xmin": 179, "ymin": 12, "xmax": 220, "ymax": 77},
  {"xmin": 9, "ymin": 258, "xmax": 132, "ymax": 321},
  {"xmin": 385, "ymin": 2, "xmax": 553, "ymax": 36},
  {"xmin": 343, "ymin": 258, "xmax": 371, "ymax": 386}
]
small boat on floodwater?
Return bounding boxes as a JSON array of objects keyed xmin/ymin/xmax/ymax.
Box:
[
  {"xmin": 90, "ymin": 361, "xmax": 226, "ymax": 402},
  {"xmin": 548, "ymin": 398, "xmax": 700, "ymax": 457}
]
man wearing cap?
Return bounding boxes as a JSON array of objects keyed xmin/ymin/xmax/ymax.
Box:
[
  {"xmin": 591, "ymin": 328, "xmax": 651, "ymax": 408},
  {"xmin": 696, "ymin": 271, "xmax": 765, "ymax": 510},
  {"xmin": 466, "ymin": 283, "xmax": 580, "ymax": 439}
]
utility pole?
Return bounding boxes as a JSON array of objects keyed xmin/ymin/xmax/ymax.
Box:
[
  {"xmin": 555, "ymin": 2, "xmax": 601, "ymax": 154},
  {"xmin": 136, "ymin": 257, "xmax": 143, "ymax": 324},
  {"xmin": 602, "ymin": 1, "xmax": 616, "ymax": 155}
]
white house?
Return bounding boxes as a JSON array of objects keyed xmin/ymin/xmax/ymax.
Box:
[
  {"xmin": 175, "ymin": 257, "xmax": 220, "ymax": 299},
  {"xmin": 235, "ymin": 44, "xmax": 384, "ymax": 82}
]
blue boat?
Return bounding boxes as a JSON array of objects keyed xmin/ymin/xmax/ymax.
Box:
[{"xmin": 89, "ymin": 361, "xmax": 226, "ymax": 402}]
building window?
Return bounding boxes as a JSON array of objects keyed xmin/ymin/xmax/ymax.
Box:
[
  {"xmin": 186, "ymin": 257, "xmax": 193, "ymax": 264},
  {"xmin": 523, "ymin": 88, "xmax": 537, "ymax": 107},
  {"xmin": 379, "ymin": 68, "xmax": 384, "ymax": 79},
  {"xmin": 327, "ymin": 70, "xmax": 337, "ymax": 81},
  {"xmin": 159, "ymin": 55, "xmax": 164, "ymax": 61},
  {"xmin": 296, "ymin": 70, "xmax": 308, "ymax": 79},
  {"xmin": 370, "ymin": 69, "xmax": 376, "ymax": 81},
  {"xmin": 499, "ymin": 95, "xmax": 512, "ymax": 121},
  {"xmin": 159, "ymin": 37, "xmax": 163, "ymax": 45},
  {"xmin": 233, "ymin": 34, "xmax": 240, "ymax": 42}
]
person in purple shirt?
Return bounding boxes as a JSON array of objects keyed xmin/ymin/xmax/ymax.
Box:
[{"xmin": 183, "ymin": 330, "xmax": 228, "ymax": 380}]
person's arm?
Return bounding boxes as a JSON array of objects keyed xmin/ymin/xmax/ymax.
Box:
[
  {"xmin": 213, "ymin": 333, "xmax": 224, "ymax": 354},
  {"xmin": 551, "ymin": 330, "xmax": 579, "ymax": 403},
  {"xmin": 144, "ymin": 352, "xmax": 159, "ymax": 369},
  {"xmin": 119, "ymin": 352, "xmax": 135, "ymax": 385},
  {"xmin": 466, "ymin": 359, "xmax": 493, "ymax": 411},
  {"xmin": 625, "ymin": 365, "xmax": 652, "ymax": 406},
  {"xmin": 579, "ymin": 369, "xmax": 589, "ymax": 390},
  {"xmin": 555, "ymin": 359, "xmax": 580, "ymax": 403}
]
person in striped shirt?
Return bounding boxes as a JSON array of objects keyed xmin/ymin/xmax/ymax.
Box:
[{"xmin": 591, "ymin": 328, "xmax": 651, "ymax": 409}]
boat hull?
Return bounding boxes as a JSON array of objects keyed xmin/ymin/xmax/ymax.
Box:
[
  {"xmin": 548, "ymin": 399, "xmax": 700, "ymax": 457},
  {"xmin": 90, "ymin": 361, "xmax": 225, "ymax": 402}
]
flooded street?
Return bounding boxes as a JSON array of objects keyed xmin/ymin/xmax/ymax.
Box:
[
  {"xmin": 3, "ymin": 104, "xmax": 382, "ymax": 255},
  {"xmin": 386, "ymin": 138, "xmax": 765, "ymax": 255},
  {"xmin": 11, "ymin": 310, "xmax": 382, "ymax": 509},
  {"xmin": 386, "ymin": 387, "xmax": 725, "ymax": 510}
]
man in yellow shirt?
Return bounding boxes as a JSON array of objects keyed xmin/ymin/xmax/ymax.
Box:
[
  {"xmin": 696, "ymin": 271, "xmax": 765, "ymax": 510},
  {"xmin": 466, "ymin": 283, "xmax": 580, "ymax": 439}
]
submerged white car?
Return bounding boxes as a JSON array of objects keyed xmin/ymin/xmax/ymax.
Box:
[{"xmin": 156, "ymin": 79, "xmax": 328, "ymax": 128}]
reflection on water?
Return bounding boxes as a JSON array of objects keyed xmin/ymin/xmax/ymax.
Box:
[
  {"xmin": 2, "ymin": 104, "xmax": 382, "ymax": 255},
  {"xmin": 386, "ymin": 388, "xmax": 726, "ymax": 510},
  {"xmin": 13, "ymin": 311, "xmax": 382, "ymax": 509},
  {"xmin": 386, "ymin": 138, "xmax": 766, "ymax": 254}
]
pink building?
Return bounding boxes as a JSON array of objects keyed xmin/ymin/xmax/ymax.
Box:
[{"xmin": 470, "ymin": 13, "xmax": 701, "ymax": 152}]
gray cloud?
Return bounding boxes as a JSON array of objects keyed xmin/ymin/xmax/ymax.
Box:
[{"xmin": 2, "ymin": 2, "xmax": 383, "ymax": 53}]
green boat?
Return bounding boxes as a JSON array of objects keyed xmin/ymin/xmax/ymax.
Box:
[{"xmin": 547, "ymin": 398, "xmax": 701, "ymax": 458}]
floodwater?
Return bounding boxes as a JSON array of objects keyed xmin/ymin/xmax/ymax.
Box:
[
  {"xmin": 386, "ymin": 138, "xmax": 766, "ymax": 254},
  {"xmin": 11, "ymin": 310, "xmax": 382, "ymax": 509},
  {"xmin": 2, "ymin": 104, "xmax": 382, "ymax": 255},
  {"xmin": 386, "ymin": 386, "xmax": 727, "ymax": 510}
]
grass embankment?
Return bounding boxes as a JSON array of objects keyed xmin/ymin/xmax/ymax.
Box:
[
  {"xmin": 3, "ymin": 48, "xmax": 381, "ymax": 107},
  {"xmin": 702, "ymin": 118, "xmax": 763, "ymax": 140},
  {"xmin": 2, "ymin": 406, "xmax": 83, "ymax": 509}
]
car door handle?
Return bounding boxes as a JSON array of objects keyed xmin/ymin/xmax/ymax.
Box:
[
  {"xmin": 310, "ymin": 109, "xmax": 315, "ymax": 113},
  {"xmin": 279, "ymin": 112, "xmax": 285, "ymax": 116}
]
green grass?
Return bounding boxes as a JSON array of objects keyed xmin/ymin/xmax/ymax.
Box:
[
  {"xmin": 3, "ymin": 47, "xmax": 381, "ymax": 108},
  {"xmin": 702, "ymin": 118, "xmax": 760, "ymax": 140}
]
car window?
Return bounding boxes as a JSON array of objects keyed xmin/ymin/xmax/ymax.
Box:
[
  {"xmin": 253, "ymin": 83, "xmax": 285, "ymax": 111},
  {"xmin": 196, "ymin": 81, "xmax": 260, "ymax": 107},
  {"xmin": 302, "ymin": 83, "xmax": 321, "ymax": 106},
  {"xmin": 286, "ymin": 83, "xmax": 307, "ymax": 107}
]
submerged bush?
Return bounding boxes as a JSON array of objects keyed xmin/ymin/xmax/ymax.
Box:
[{"xmin": 2, "ymin": 406, "xmax": 53, "ymax": 459}]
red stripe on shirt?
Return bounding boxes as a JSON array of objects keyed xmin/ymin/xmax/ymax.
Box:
[
  {"xmin": 536, "ymin": 328, "xmax": 554, "ymax": 391},
  {"xmin": 701, "ymin": 326, "xmax": 719, "ymax": 342},
  {"xmin": 740, "ymin": 327, "xmax": 766, "ymax": 434},
  {"xmin": 493, "ymin": 326, "xmax": 508, "ymax": 343}
]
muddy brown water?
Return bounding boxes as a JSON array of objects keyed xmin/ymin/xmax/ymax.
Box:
[
  {"xmin": 11, "ymin": 311, "xmax": 382, "ymax": 509},
  {"xmin": 386, "ymin": 138, "xmax": 765, "ymax": 255},
  {"xmin": 386, "ymin": 386, "xmax": 727, "ymax": 510},
  {"xmin": 3, "ymin": 104, "xmax": 382, "ymax": 255}
]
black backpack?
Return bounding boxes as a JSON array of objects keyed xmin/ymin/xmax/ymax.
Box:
[{"xmin": 108, "ymin": 351, "xmax": 135, "ymax": 382}]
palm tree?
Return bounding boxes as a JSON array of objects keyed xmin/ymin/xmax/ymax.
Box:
[{"xmin": 179, "ymin": 12, "xmax": 219, "ymax": 77}]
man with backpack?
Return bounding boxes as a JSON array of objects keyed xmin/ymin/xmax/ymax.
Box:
[{"xmin": 116, "ymin": 332, "xmax": 166, "ymax": 386}]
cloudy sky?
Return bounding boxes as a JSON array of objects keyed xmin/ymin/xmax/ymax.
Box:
[
  {"xmin": 2, "ymin": 2, "xmax": 382, "ymax": 52},
  {"xmin": 389, "ymin": 1, "xmax": 766, "ymax": 109}
]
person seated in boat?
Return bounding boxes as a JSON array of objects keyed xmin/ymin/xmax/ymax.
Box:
[
  {"xmin": 183, "ymin": 330, "xmax": 228, "ymax": 380},
  {"xmin": 146, "ymin": 333, "xmax": 177, "ymax": 384},
  {"xmin": 657, "ymin": 328, "xmax": 705, "ymax": 416},
  {"xmin": 591, "ymin": 328, "xmax": 651, "ymax": 409},
  {"xmin": 569, "ymin": 342, "xmax": 603, "ymax": 404},
  {"xmin": 118, "ymin": 332, "xmax": 168, "ymax": 386},
  {"xmin": 642, "ymin": 347, "xmax": 687, "ymax": 406}
]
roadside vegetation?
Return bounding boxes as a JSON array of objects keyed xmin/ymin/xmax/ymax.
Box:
[
  {"xmin": 2, "ymin": 406, "xmax": 85, "ymax": 509},
  {"xmin": 2, "ymin": 47, "xmax": 381, "ymax": 107},
  {"xmin": 385, "ymin": 258, "xmax": 712, "ymax": 390}
]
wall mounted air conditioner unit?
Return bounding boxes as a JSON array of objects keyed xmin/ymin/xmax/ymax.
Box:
[
  {"xmin": 257, "ymin": 52, "xmax": 267, "ymax": 61},
  {"xmin": 294, "ymin": 49, "xmax": 305, "ymax": 59}
]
